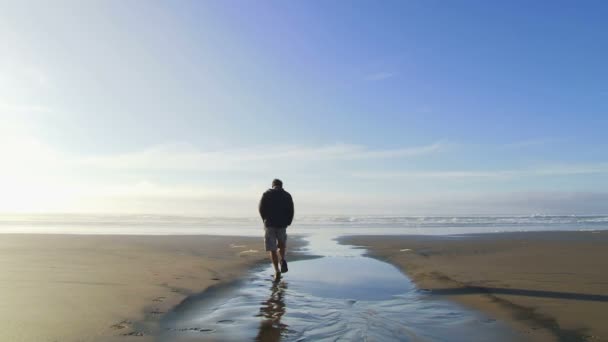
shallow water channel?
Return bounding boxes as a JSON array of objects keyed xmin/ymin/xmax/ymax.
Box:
[{"xmin": 159, "ymin": 234, "xmax": 517, "ymax": 341}]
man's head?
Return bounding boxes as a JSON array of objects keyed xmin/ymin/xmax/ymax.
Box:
[{"xmin": 272, "ymin": 179, "xmax": 283, "ymax": 189}]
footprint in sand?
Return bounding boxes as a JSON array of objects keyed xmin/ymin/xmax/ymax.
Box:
[
  {"xmin": 166, "ymin": 327, "xmax": 215, "ymax": 333},
  {"xmin": 238, "ymin": 249, "xmax": 259, "ymax": 255},
  {"xmin": 121, "ymin": 331, "xmax": 144, "ymax": 336},
  {"xmin": 152, "ymin": 296, "xmax": 166, "ymax": 302},
  {"xmin": 110, "ymin": 320, "xmax": 131, "ymax": 330}
]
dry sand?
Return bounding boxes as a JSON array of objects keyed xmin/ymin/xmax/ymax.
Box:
[
  {"xmin": 341, "ymin": 231, "xmax": 608, "ymax": 342},
  {"xmin": 0, "ymin": 234, "xmax": 301, "ymax": 342}
]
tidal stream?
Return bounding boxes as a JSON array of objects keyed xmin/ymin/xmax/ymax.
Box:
[{"xmin": 159, "ymin": 233, "xmax": 518, "ymax": 341}]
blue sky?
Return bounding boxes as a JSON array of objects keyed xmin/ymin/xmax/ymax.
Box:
[{"xmin": 1, "ymin": 0, "xmax": 607, "ymax": 215}]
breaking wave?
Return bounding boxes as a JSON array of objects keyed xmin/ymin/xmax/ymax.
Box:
[{"xmin": 0, "ymin": 214, "xmax": 607, "ymax": 235}]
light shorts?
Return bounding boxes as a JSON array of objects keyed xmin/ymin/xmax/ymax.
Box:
[{"xmin": 264, "ymin": 227, "xmax": 287, "ymax": 252}]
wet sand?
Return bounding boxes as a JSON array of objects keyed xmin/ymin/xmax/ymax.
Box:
[
  {"xmin": 0, "ymin": 234, "xmax": 301, "ymax": 342},
  {"xmin": 341, "ymin": 231, "xmax": 608, "ymax": 342}
]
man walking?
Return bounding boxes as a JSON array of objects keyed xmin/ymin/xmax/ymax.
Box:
[{"xmin": 259, "ymin": 179, "xmax": 294, "ymax": 281}]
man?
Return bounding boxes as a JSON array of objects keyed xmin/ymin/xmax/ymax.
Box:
[{"xmin": 259, "ymin": 179, "xmax": 294, "ymax": 281}]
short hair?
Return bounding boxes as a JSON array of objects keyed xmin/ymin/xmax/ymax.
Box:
[{"xmin": 272, "ymin": 179, "xmax": 283, "ymax": 188}]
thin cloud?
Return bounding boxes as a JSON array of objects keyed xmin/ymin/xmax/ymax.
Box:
[
  {"xmin": 502, "ymin": 139, "xmax": 556, "ymax": 149},
  {"xmin": 365, "ymin": 71, "xmax": 395, "ymax": 81},
  {"xmin": 2, "ymin": 136, "xmax": 606, "ymax": 216},
  {"xmin": 533, "ymin": 163, "xmax": 608, "ymax": 176},
  {"xmin": 353, "ymin": 170, "xmax": 516, "ymax": 180},
  {"xmin": 81, "ymin": 141, "xmax": 446, "ymax": 171},
  {"xmin": 353, "ymin": 163, "xmax": 608, "ymax": 180}
]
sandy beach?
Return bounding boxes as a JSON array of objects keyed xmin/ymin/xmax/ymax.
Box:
[
  {"xmin": 341, "ymin": 231, "xmax": 608, "ymax": 342},
  {"xmin": 0, "ymin": 234, "xmax": 302, "ymax": 342}
]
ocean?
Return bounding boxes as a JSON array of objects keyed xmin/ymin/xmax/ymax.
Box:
[{"xmin": 1, "ymin": 214, "xmax": 607, "ymax": 236}]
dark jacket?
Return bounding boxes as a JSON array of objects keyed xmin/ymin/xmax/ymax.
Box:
[{"xmin": 258, "ymin": 187, "xmax": 294, "ymax": 228}]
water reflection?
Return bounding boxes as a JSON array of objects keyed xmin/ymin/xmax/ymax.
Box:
[
  {"xmin": 286, "ymin": 255, "xmax": 414, "ymax": 300},
  {"xmin": 255, "ymin": 281, "xmax": 288, "ymax": 342}
]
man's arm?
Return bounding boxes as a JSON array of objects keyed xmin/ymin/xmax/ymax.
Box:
[
  {"xmin": 259, "ymin": 193, "xmax": 268, "ymax": 221},
  {"xmin": 287, "ymin": 194, "xmax": 294, "ymax": 226}
]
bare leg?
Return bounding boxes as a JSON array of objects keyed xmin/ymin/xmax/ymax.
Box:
[
  {"xmin": 269, "ymin": 250, "xmax": 280, "ymax": 273},
  {"xmin": 278, "ymin": 240, "xmax": 286, "ymax": 262}
]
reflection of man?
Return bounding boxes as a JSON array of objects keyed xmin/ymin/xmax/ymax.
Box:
[
  {"xmin": 255, "ymin": 281, "xmax": 288, "ymax": 342},
  {"xmin": 259, "ymin": 179, "xmax": 294, "ymax": 281}
]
